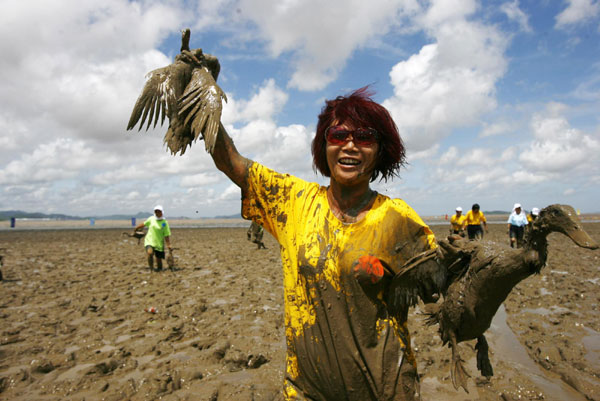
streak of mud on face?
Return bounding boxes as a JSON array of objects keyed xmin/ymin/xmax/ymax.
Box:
[{"xmin": 0, "ymin": 223, "xmax": 598, "ymax": 400}]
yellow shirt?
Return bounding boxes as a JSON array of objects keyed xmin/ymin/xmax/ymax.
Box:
[
  {"xmin": 242, "ymin": 162, "xmax": 436, "ymax": 400},
  {"xmin": 450, "ymin": 214, "xmax": 466, "ymax": 231},
  {"xmin": 464, "ymin": 210, "xmax": 486, "ymax": 226}
]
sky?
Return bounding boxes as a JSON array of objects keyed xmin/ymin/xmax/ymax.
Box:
[{"xmin": 0, "ymin": 0, "xmax": 599, "ymax": 218}]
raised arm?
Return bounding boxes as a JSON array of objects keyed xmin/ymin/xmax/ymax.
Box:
[{"xmin": 210, "ymin": 123, "xmax": 251, "ymax": 192}]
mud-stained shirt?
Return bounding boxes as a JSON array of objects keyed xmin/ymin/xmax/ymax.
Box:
[
  {"xmin": 450, "ymin": 214, "xmax": 466, "ymax": 231},
  {"xmin": 143, "ymin": 216, "xmax": 171, "ymax": 252},
  {"xmin": 242, "ymin": 162, "xmax": 436, "ymax": 401}
]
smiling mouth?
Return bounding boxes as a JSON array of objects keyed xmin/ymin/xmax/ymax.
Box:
[{"xmin": 339, "ymin": 158, "xmax": 360, "ymax": 166}]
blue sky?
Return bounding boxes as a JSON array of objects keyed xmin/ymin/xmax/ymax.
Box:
[{"xmin": 0, "ymin": 0, "xmax": 599, "ymax": 218}]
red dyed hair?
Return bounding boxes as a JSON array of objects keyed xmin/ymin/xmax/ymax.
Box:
[{"xmin": 311, "ymin": 86, "xmax": 405, "ymax": 182}]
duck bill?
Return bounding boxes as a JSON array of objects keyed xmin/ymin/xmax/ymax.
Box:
[{"xmin": 565, "ymin": 227, "xmax": 599, "ymax": 250}]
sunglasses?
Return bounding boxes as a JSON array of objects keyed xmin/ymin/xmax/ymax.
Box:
[{"xmin": 326, "ymin": 126, "xmax": 379, "ymax": 146}]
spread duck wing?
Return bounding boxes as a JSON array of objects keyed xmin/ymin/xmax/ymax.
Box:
[
  {"xmin": 176, "ymin": 67, "xmax": 227, "ymax": 154},
  {"xmin": 127, "ymin": 65, "xmax": 181, "ymax": 132}
]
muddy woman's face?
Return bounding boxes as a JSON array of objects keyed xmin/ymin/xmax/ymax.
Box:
[{"xmin": 325, "ymin": 122, "xmax": 379, "ymax": 187}]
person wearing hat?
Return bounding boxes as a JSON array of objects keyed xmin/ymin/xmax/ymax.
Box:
[
  {"xmin": 528, "ymin": 207, "xmax": 540, "ymax": 224},
  {"xmin": 507, "ymin": 203, "xmax": 528, "ymax": 248},
  {"xmin": 450, "ymin": 207, "xmax": 466, "ymax": 237},
  {"xmin": 462, "ymin": 203, "xmax": 488, "ymax": 240},
  {"xmin": 134, "ymin": 205, "xmax": 172, "ymax": 271}
]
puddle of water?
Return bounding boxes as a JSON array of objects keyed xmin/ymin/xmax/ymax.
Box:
[
  {"xmin": 522, "ymin": 306, "xmax": 572, "ymax": 316},
  {"xmin": 488, "ymin": 305, "xmax": 587, "ymax": 401},
  {"xmin": 582, "ymin": 326, "xmax": 600, "ymax": 366}
]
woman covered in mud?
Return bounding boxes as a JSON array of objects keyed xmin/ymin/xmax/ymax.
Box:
[{"xmin": 209, "ymin": 87, "xmax": 436, "ymax": 400}]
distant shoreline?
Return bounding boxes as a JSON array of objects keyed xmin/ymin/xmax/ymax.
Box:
[{"xmin": 2, "ymin": 214, "xmax": 599, "ymax": 231}]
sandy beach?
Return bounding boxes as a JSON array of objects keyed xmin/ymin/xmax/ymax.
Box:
[{"xmin": 0, "ymin": 219, "xmax": 598, "ymax": 400}]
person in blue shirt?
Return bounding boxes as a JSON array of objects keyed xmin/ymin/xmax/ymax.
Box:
[{"xmin": 507, "ymin": 203, "xmax": 528, "ymax": 248}]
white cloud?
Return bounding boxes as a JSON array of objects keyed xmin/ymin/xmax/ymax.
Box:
[
  {"xmin": 555, "ymin": 0, "xmax": 600, "ymax": 28},
  {"xmin": 519, "ymin": 103, "xmax": 600, "ymax": 173},
  {"xmin": 180, "ymin": 173, "xmax": 221, "ymax": 187},
  {"xmin": 456, "ymin": 148, "xmax": 496, "ymax": 167},
  {"xmin": 439, "ymin": 146, "xmax": 459, "ymax": 164},
  {"xmin": 500, "ymin": 0, "xmax": 532, "ymax": 32},
  {"xmin": 221, "ymin": 80, "xmax": 313, "ymax": 174},
  {"xmin": 383, "ymin": 2, "xmax": 508, "ymax": 152},
  {"xmin": 223, "ymin": 79, "xmax": 288, "ymax": 124},
  {"xmin": 479, "ymin": 121, "xmax": 513, "ymax": 137},
  {"xmin": 220, "ymin": 183, "xmax": 242, "ymax": 201},
  {"xmin": 500, "ymin": 170, "xmax": 548, "ymax": 185},
  {"xmin": 0, "ymin": 138, "xmax": 116, "ymax": 185},
  {"xmin": 232, "ymin": 0, "xmax": 419, "ymax": 90}
]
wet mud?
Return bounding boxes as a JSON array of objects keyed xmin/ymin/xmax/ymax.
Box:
[{"xmin": 0, "ymin": 223, "xmax": 598, "ymax": 400}]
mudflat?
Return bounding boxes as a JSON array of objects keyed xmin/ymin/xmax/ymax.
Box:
[{"xmin": 0, "ymin": 222, "xmax": 598, "ymax": 400}]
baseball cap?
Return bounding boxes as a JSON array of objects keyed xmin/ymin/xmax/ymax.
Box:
[{"xmin": 456, "ymin": 207, "xmax": 462, "ymax": 212}]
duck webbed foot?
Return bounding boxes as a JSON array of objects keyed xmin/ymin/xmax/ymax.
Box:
[
  {"xmin": 450, "ymin": 333, "xmax": 471, "ymax": 392},
  {"xmin": 475, "ymin": 334, "xmax": 494, "ymax": 378}
]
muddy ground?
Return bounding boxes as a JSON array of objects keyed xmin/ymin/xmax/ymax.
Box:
[{"xmin": 0, "ymin": 221, "xmax": 598, "ymax": 400}]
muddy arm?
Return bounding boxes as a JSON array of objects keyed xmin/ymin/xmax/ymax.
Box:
[
  {"xmin": 387, "ymin": 238, "xmax": 471, "ymax": 315},
  {"xmin": 210, "ymin": 123, "xmax": 251, "ymax": 192}
]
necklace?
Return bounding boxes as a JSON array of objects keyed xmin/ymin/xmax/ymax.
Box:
[{"xmin": 327, "ymin": 188, "xmax": 376, "ymax": 223}]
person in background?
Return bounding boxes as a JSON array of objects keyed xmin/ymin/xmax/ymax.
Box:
[
  {"xmin": 247, "ymin": 221, "xmax": 267, "ymax": 249},
  {"xmin": 450, "ymin": 206, "xmax": 466, "ymax": 237},
  {"xmin": 528, "ymin": 207, "xmax": 540, "ymax": 224},
  {"xmin": 134, "ymin": 205, "xmax": 172, "ymax": 272},
  {"xmin": 462, "ymin": 203, "xmax": 488, "ymax": 240},
  {"xmin": 507, "ymin": 203, "xmax": 528, "ymax": 248},
  {"xmin": 208, "ymin": 87, "xmax": 436, "ymax": 400}
]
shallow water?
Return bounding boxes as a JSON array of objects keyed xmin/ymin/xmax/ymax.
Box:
[{"xmin": 489, "ymin": 305, "xmax": 587, "ymax": 401}]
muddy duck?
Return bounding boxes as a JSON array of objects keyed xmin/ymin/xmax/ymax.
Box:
[
  {"xmin": 127, "ymin": 28, "xmax": 227, "ymax": 155},
  {"xmin": 387, "ymin": 204, "xmax": 598, "ymax": 392}
]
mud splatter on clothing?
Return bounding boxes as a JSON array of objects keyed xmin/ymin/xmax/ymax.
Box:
[{"xmin": 242, "ymin": 162, "xmax": 436, "ymax": 400}]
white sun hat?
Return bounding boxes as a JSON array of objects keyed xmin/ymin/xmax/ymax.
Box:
[
  {"xmin": 513, "ymin": 203, "xmax": 522, "ymax": 210},
  {"xmin": 154, "ymin": 205, "xmax": 164, "ymax": 212},
  {"xmin": 456, "ymin": 207, "xmax": 462, "ymax": 212},
  {"xmin": 532, "ymin": 207, "xmax": 540, "ymax": 216}
]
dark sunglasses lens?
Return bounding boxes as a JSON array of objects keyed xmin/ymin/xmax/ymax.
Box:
[
  {"xmin": 353, "ymin": 129, "xmax": 377, "ymax": 145},
  {"xmin": 326, "ymin": 128, "xmax": 350, "ymax": 145}
]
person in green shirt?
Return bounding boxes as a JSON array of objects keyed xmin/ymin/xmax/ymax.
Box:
[
  {"xmin": 247, "ymin": 221, "xmax": 266, "ymax": 249},
  {"xmin": 134, "ymin": 205, "xmax": 172, "ymax": 271}
]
